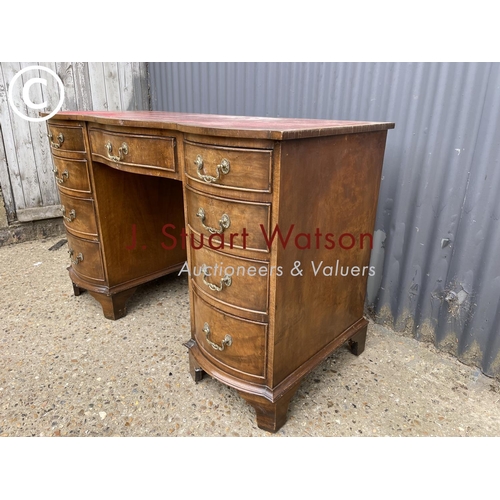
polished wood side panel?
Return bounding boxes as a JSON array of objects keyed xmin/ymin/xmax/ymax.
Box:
[
  {"xmin": 90, "ymin": 161, "xmax": 187, "ymax": 288},
  {"xmin": 272, "ymin": 131, "xmax": 388, "ymax": 385}
]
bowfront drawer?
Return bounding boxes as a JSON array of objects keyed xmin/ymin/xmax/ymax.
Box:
[
  {"xmin": 185, "ymin": 186, "xmax": 271, "ymax": 253},
  {"xmin": 184, "ymin": 140, "xmax": 272, "ymax": 193},
  {"xmin": 59, "ymin": 191, "xmax": 98, "ymax": 239},
  {"xmin": 47, "ymin": 123, "xmax": 86, "ymax": 155},
  {"xmin": 89, "ymin": 128, "xmax": 177, "ymax": 174},
  {"xmin": 53, "ymin": 157, "xmax": 91, "ymax": 194},
  {"xmin": 193, "ymin": 291, "xmax": 266, "ymax": 380},
  {"xmin": 66, "ymin": 233, "xmax": 104, "ymax": 282},
  {"xmin": 190, "ymin": 242, "xmax": 269, "ymax": 317}
]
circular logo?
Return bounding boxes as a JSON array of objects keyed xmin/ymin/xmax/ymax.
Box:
[{"xmin": 7, "ymin": 65, "xmax": 65, "ymax": 122}]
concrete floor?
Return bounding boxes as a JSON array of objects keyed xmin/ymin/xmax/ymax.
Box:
[{"xmin": 1, "ymin": 235, "xmax": 500, "ymax": 437}]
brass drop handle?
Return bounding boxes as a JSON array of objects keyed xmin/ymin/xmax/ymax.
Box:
[
  {"xmin": 105, "ymin": 141, "xmax": 128, "ymax": 162},
  {"xmin": 202, "ymin": 265, "xmax": 232, "ymax": 292},
  {"xmin": 195, "ymin": 154, "xmax": 230, "ymax": 183},
  {"xmin": 48, "ymin": 132, "xmax": 64, "ymax": 149},
  {"xmin": 202, "ymin": 322, "xmax": 232, "ymax": 351},
  {"xmin": 61, "ymin": 206, "xmax": 76, "ymax": 222},
  {"xmin": 68, "ymin": 248, "xmax": 84, "ymax": 265},
  {"xmin": 55, "ymin": 170, "xmax": 69, "ymax": 184},
  {"xmin": 196, "ymin": 207, "xmax": 230, "ymax": 234}
]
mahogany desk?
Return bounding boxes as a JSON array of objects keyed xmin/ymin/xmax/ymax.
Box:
[{"xmin": 47, "ymin": 111, "xmax": 394, "ymax": 432}]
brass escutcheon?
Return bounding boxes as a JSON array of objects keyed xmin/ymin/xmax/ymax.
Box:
[
  {"xmin": 61, "ymin": 206, "xmax": 76, "ymax": 223},
  {"xmin": 195, "ymin": 154, "xmax": 230, "ymax": 183},
  {"xmin": 68, "ymin": 248, "xmax": 84, "ymax": 265},
  {"xmin": 202, "ymin": 322, "xmax": 232, "ymax": 351},
  {"xmin": 196, "ymin": 207, "xmax": 230, "ymax": 234},
  {"xmin": 48, "ymin": 132, "xmax": 64, "ymax": 149},
  {"xmin": 202, "ymin": 265, "xmax": 232, "ymax": 292},
  {"xmin": 105, "ymin": 141, "xmax": 129, "ymax": 162}
]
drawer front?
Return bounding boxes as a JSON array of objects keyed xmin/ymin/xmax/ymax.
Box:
[
  {"xmin": 53, "ymin": 157, "xmax": 91, "ymax": 194},
  {"xmin": 66, "ymin": 233, "xmax": 105, "ymax": 282},
  {"xmin": 185, "ymin": 187, "xmax": 271, "ymax": 253},
  {"xmin": 193, "ymin": 291, "xmax": 266, "ymax": 379},
  {"xmin": 89, "ymin": 129, "xmax": 177, "ymax": 173},
  {"xmin": 59, "ymin": 192, "xmax": 98, "ymax": 239},
  {"xmin": 184, "ymin": 140, "xmax": 272, "ymax": 193},
  {"xmin": 190, "ymin": 242, "xmax": 269, "ymax": 316},
  {"xmin": 47, "ymin": 123, "xmax": 85, "ymax": 154}
]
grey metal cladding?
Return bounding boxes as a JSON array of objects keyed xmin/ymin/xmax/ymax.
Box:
[{"xmin": 149, "ymin": 62, "xmax": 500, "ymax": 377}]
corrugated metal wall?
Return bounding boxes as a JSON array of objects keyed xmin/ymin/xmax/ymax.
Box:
[{"xmin": 149, "ymin": 62, "xmax": 500, "ymax": 377}]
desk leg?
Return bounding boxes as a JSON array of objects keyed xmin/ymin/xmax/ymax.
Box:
[
  {"xmin": 72, "ymin": 282, "xmax": 84, "ymax": 297},
  {"xmin": 238, "ymin": 383, "xmax": 300, "ymax": 433},
  {"xmin": 88, "ymin": 288, "xmax": 137, "ymax": 320},
  {"xmin": 348, "ymin": 325, "xmax": 367, "ymax": 356},
  {"xmin": 188, "ymin": 351, "xmax": 205, "ymax": 382}
]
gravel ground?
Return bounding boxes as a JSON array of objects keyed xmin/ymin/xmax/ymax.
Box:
[{"xmin": 1, "ymin": 235, "xmax": 500, "ymax": 437}]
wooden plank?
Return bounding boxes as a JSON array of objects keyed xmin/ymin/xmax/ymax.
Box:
[
  {"xmin": 20, "ymin": 62, "xmax": 59, "ymax": 207},
  {"xmin": 55, "ymin": 62, "xmax": 77, "ymax": 111},
  {"xmin": 118, "ymin": 62, "xmax": 135, "ymax": 111},
  {"xmin": 38, "ymin": 62, "xmax": 59, "ymax": 204},
  {"xmin": 0, "ymin": 63, "xmax": 25, "ymax": 216},
  {"xmin": 0, "ymin": 126, "xmax": 15, "ymax": 221},
  {"xmin": 132, "ymin": 62, "xmax": 143, "ymax": 111},
  {"xmin": 136, "ymin": 62, "xmax": 150, "ymax": 110},
  {"xmin": 103, "ymin": 62, "xmax": 121, "ymax": 111},
  {"xmin": 17, "ymin": 204, "xmax": 62, "ymax": 222},
  {"xmin": 0, "ymin": 62, "xmax": 41, "ymax": 209},
  {"xmin": 88, "ymin": 62, "xmax": 108, "ymax": 110},
  {"xmin": 73, "ymin": 62, "xmax": 93, "ymax": 111},
  {"xmin": 39, "ymin": 62, "xmax": 60, "ymax": 113}
]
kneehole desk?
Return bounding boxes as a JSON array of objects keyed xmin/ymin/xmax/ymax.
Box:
[{"xmin": 47, "ymin": 111, "xmax": 394, "ymax": 432}]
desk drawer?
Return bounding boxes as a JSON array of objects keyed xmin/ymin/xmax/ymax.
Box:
[
  {"xmin": 89, "ymin": 129, "xmax": 177, "ymax": 174},
  {"xmin": 47, "ymin": 123, "xmax": 86, "ymax": 155},
  {"xmin": 59, "ymin": 191, "xmax": 98, "ymax": 239},
  {"xmin": 193, "ymin": 291, "xmax": 266, "ymax": 379},
  {"xmin": 185, "ymin": 187, "xmax": 271, "ymax": 253},
  {"xmin": 190, "ymin": 242, "xmax": 269, "ymax": 316},
  {"xmin": 66, "ymin": 233, "xmax": 104, "ymax": 282},
  {"xmin": 53, "ymin": 157, "xmax": 91, "ymax": 194},
  {"xmin": 184, "ymin": 140, "xmax": 272, "ymax": 193}
]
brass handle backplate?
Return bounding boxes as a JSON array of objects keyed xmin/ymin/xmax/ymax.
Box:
[
  {"xmin": 202, "ymin": 322, "xmax": 232, "ymax": 351},
  {"xmin": 48, "ymin": 132, "xmax": 64, "ymax": 149},
  {"xmin": 195, "ymin": 154, "xmax": 230, "ymax": 183},
  {"xmin": 68, "ymin": 248, "xmax": 84, "ymax": 265},
  {"xmin": 202, "ymin": 265, "xmax": 232, "ymax": 292},
  {"xmin": 55, "ymin": 170, "xmax": 69, "ymax": 184},
  {"xmin": 61, "ymin": 206, "xmax": 76, "ymax": 223},
  {"xmin": 196, "ymin": 207, "xmax": 230, "ymax": 234},
  {"xmin": 105, "ymin": 141, "xmax": 128, "ymax": 162}
]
